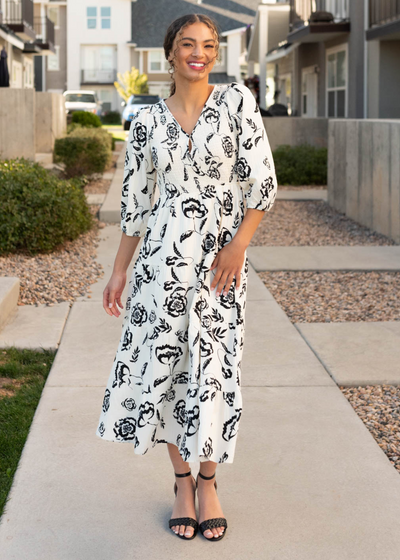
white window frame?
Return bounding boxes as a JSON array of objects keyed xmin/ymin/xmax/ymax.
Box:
[
  {"xmin": 325, "ymin": 42, "xmax": 348, "ymax": 118},
  {"xmin": 147, "ymin": 49, "xmax": 168, "ymax": 73},
  {"xmin": 48, "ymin": 45, "xmax": 60, "ymax": 71},
  {"xmin": 101, "ymin": 7, "xmax": 111, "ymax": 29},
  {"xmin": 87, "ymin": 7, "xmax": 97, "ymax": 29}
]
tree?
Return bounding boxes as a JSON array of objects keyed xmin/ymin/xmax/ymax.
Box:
[{"xmin": 114, "ymin": 67, "xmax": 149, "ymax": 102}]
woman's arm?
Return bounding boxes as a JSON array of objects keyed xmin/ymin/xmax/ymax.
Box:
[
  {"xmin": 210, "ymin": 208, "xmax": 264, "ymax": 297},
  {"xmin": 103, "ymin": 233, "xmax": 141, "ymax": 317}
]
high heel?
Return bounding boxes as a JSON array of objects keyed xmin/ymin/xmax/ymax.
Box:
[
  {"xmin": 168, "ymin": 470, "xmax": 198, "ymax": 540},
  {"xmin": 196, "ymin": 471, "xmax": 228, "ymax": 541}
]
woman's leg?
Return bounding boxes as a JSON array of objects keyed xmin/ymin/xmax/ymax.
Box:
[
  {"xmin": 167, "ymin": 443, "xmax": 197, "ymax": 538},
  {"xmin": 197, "ymin": 460, "xmax": 226, "ymax": 539}
]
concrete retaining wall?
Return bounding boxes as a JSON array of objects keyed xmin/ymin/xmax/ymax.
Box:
[
  {"xmin": 263, "ymin": 117, "xmax": 328, "ymax": 151},
  {"xmin": 328, "ymin": 119, "xmax": 400, "ymax": 243},
  {"xmin": 0, "ymin": 89, "xmax": 66, "ymax": 160},
  {"xmin": 0, "ymin": 89, "xmax": 36, "ymax": 160},
  {"xmin": 35, "ymin": 92, "xmax": 67, "ymax": 153}
]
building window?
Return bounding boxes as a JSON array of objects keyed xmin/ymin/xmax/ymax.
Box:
[
  {"xmin": 48, "ymin": 45, "xmax": 60, "ymax": 71},
  {"xmin": 24, "ymin": 58, "xmax": 33, "ymax": 88},
  {"xmin": 11, "ymin": 60, "xmax": 22, "ymax": 88},
  {"xmin": 101, "ymin": 7, "xmax": 111, "ymax": 29},
  {"xmin": 87, "ymin": 7, "xmax": 97, "ymax": 29},
  {"xmin": 149, "ymin": 50, "xmax": 167, "ymax": 72},
  {"xmin": 48, "ymin": 6, "xmax": 59, "ymax": 28},
  {"xmin": 326, "ymin": 44, "xmax": 347, "ymax": 118}
]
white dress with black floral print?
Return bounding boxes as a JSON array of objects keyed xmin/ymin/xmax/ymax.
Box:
[{"xmin": 95, "ymin": 82, "xmax": 277, "ymax": 464}]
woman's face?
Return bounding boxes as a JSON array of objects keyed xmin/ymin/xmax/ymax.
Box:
[{"xmin": 169, "ymin": 22, "xmax": 218, "ymax": 82}]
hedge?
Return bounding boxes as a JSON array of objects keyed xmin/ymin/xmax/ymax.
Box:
[
  {"xmin": 54, "ymin": 127, "xmax": 113, "ymax": 178},
  {"xmin": 272, "ymin": 144, "xmax": 327, "ymax": 186},
  {"xmin": 0, "ymin": 158, "xmax": 93, "ymax": 255}
]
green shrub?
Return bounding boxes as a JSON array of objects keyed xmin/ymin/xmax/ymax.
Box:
[
  {"xmin": 71, "ymin": 110, "xmax": 102, "ymax": 128},
  {"xmin": 66, "ymin": 122, "xmax": 83, "ymax": 134},
  {"xmin": 272, "ymin": 144, "xmax": 327, "ymax": 185},
  {"xmin": 54, "ymin": 127, "xmax": 113, "ymax": 177},
  {"xmin": 101, "ymin": 111, "xmax": 122, "ymax": 125},
  {"xmin": 0, "ymin": 158, "xmax": 93, "ymax": 255}
]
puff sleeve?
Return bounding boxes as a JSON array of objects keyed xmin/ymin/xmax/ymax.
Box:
[
  {"xmin": 233, "ymin": 83, "xmax": 278, "ymax": 212},
  {"xmin": 121, "ymin": 106, "xmax": 157, "ymax": 237}
]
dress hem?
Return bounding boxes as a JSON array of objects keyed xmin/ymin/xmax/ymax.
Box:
[{"xmin": 95, "ymin": 430, "xmax": 236, "ymax": 464}]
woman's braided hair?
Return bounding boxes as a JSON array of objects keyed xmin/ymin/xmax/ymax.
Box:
[{"xmin": 163, "ymin": 13, "xmax": 221, "ymax": 97}]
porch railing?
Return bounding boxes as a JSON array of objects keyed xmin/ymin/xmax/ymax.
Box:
[
  {"xmin": 33, "ymin": 16, "xmax": 55, "ymax": 46},
  {"xmin": 290, "ymin": 0, "xmax": 349, "ymax": 30},
  {"xmin": 369, "ymin": 0, "xmax": 400, "ymax": 27},
  {"xmin": 4, "ymin": 0, "xmax": 34, "ymax": 27},
  {"xmin": 81, "ymin": 69, "xmax": 117, "ymax": 84}
]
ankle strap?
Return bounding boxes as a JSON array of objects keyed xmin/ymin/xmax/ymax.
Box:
[
  {"xmin": 198, "ymin": 471, "xmax": 215, "ymax": 480},
  {"xmin": 174, "ymin": 470, "xmax": 191, "ymax": 478}
]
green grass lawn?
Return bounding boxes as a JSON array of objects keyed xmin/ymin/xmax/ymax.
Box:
[
  {"xmin": 101, "ymin": 125, "xmax": 126, "ymax": 142},
  {"xmin": 0, "ymin": 348, "xmax": 56, "ymax": 518}
]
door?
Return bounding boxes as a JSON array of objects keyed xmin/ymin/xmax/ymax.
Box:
[{"xmin": 301, "ymin": 66, "xmax": 318, "ymax": 117}]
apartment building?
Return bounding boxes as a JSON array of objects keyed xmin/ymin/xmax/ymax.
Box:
[
  {"xmin": 248, "ymin": 0, "xmax": 400, "ymax": 119},
  {"xmin": 0, "ymin": 0, "xmax": 55, "ymax": 88}
]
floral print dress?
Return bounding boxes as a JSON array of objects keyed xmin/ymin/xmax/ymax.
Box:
[{"xmin": 95, "ymin": 82, "xmax": 277, "ymax": 464}]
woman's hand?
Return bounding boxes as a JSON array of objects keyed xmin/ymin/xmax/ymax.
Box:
[
  {"xmin": 103, "ymin": 271, "xmax": 127, "ymax": 317},
  {"xmin": 210, "ymin": 238, "xmax": 246, "ymax": 297}
]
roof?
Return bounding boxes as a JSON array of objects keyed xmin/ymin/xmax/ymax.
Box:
[{"xmin": 130, "ymin": 0, "xmax": 260, "ymax": 48}]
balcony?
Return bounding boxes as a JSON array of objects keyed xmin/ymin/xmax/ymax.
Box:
[
  {"xmin": 288, "ymin": 0, "xmax": 350, "ymax": 43},
  {"xmin": 81, "ymin": 68, "xmax": 117, "ymax": 85},
  {"xmin": 2, "ymin": 0, "xmax": 36, "ymax": 41},
  {"xmin": 32, "ymin": 16, "xmax": 55, "ymax": 54},
  {"xmin": 367, "ymin": 0, "xmax": 400, "ymax": 41}
]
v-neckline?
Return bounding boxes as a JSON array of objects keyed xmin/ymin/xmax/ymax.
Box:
[{"xmin": 161, "ymin": 84, "xmax": 218, "ymax": 138}]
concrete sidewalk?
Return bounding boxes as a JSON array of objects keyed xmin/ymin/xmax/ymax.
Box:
[
  {"xmin": 1, "ymin": 225, "xmax": 400, "ymax": 559},
  {"xmin": 248, "ymin": 245, "xmax": 400, "ymax": 271}
]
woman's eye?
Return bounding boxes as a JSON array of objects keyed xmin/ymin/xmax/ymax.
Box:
[{"xmin": 183, "ymin": 43, "xmax": 193, "ymax": 47}]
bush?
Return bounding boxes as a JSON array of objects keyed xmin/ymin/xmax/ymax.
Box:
[
  {"xmin": 101, "ymin": 111, "xmax": 122, "ymax": 125},
  {"xmin": 272, "ymin": 144, "xmax": 327, "ymax": 185},
  {"xmin": 54, "ymin": 127, "xmax": 113, "ymax": 177},
  {"xmin": 71, "ymin": 110, "xmax": 102, "ymax": 128},
  {"xmin": 0, "ymin": 158, "xmax": 93, "ymax": 255}
]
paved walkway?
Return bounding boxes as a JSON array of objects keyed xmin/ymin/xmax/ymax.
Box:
[
  {"xmin": 276, "ymin": 188, "xmax": 327, "ymax": 201},
  {"xmin": 248, "ymin": 245, "xmax": 400, "ymax": 271},
  {"xmin": 1, "ymin": 224, "xmax": 400, "ymax": 558}
]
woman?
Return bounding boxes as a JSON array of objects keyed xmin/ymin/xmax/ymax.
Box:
[{"xmin": 95, "ymin": 13, "xmax": 277, "ymax": 541}]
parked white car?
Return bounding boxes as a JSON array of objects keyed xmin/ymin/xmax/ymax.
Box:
[{"xmin": 63, "ymin": 90, "xmax": 103, "ymax": 118}]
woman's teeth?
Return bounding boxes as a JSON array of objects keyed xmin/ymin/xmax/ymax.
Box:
[{"xmin": 188, "ymin": 62, "xmax": 205, "ymax": 68}]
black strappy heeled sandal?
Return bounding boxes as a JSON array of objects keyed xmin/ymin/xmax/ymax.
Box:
[
  {"xmin": 196, "ymin": 471, "xmax": 228, "ymax": 541},
  {"xmin": 168, "ymin": 470, "xmax": 198, "ymax": 540}
]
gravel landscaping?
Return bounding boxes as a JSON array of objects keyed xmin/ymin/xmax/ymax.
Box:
[
  {"xmin": 258, "ymin": 270, "xmax": 400, "ymax": 323},
  {"xmin": 250, "ymin": 200, "xmax": 397, "ymax": 246},
  {"xmin": 0, "ymin": 205, "xmax": 104, "ymax": 306},
  {"xmin": 340, "ymin": 385, "xmax": 400, "ymax": 474}
]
